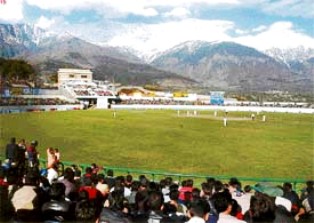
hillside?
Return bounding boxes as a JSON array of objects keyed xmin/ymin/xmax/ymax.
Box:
[{"xmin": 151, "ymin": 41, "xmax": 313, "ymax": 92}]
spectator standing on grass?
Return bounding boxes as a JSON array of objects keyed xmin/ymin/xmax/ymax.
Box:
[
  {"xmin": 26, "ymin": 140, "xmax": 39, "ymax": 167},
  {"xmin": 47, "ymin": 147, "xmax": 56, "ymax": 169},
  {"xmin": 5, "ymin": 137, "xmax": 18, "ymax": 166},
  {"xmin": 54, "ymin": 148, "xmax": 60, "ymax": 163}
]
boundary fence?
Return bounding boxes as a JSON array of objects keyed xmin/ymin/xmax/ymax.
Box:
[{"xmin": 39, "ymin": 159, "xmax": 308, "ymax": 191}]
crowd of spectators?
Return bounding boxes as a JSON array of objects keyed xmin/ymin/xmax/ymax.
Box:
[
  {"xmin": 118, "ymin": 99, "xmax": 312, "ymax": 108},
  {"xmin": 0, "ymin": 97, "xmax": 76, "ymax": 106},
  {"xmin": 119, "ymin": 99, "xmax": 205, "ymax": 106},
  {"xmin": 2, "ymin": 137, "xmax": 314, "ymax": 223}
]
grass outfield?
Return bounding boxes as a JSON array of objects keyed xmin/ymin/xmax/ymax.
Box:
[{"xmin": 0, "ymin": 109, "xmax": 313, "ymax": 180}]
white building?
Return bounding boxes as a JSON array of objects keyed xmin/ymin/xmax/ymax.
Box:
[{"xmin": 58, "ymin": 68, "xmax": 93, "ymax": 87}]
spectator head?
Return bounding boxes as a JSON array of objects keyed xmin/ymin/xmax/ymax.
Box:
[
  {"xmin": 163, "ymin": 203, "xmax": 177, "ymax": 215},
  {"xmin": 169, "ymin": 183, "xmax": 179, "ymax": 192},
  {"xmin": 24, "ymin": 168, "xmax": 40, "ymax": 186},
  {"xmin": 97, "ymin": 173, "xmax": 105, "ymax": 183},
  {"xmin": 282, "ymin": 182, "xmax": 293, "ymax": 193},
  {"xmin": 64, "ymin": 167, "xmax": 74, "ymax": 181},
  {"xmin": 187, "ymin": 199, "xmax": 209, "ymax": 219},
  {"xmin": 170, "ymin": 190, "xmax": 179, "ymax": 201},
  {"xmin": 201, "ymin": 182, "xmax": 212, "ymax": 198},
  {"xmin": 165, "ymin": 177, "xmax": 172, "ymax": 186},
  {"xmin": 192, "ymin": 188, "xmax": 201, "ymax": 200},
  {"xmin": 229, "ymin": 177, "xmax": 241, "ymax": 191},
  {"xmin": 85, "ymin": 167, "xmax": 92, "ymax": 175},
  {"xmin": 187, "ymin": 179, "xmax": 194, "ymax": 187},
  {"xmin": 214, "ymin": 180, "xmax": 224, "ymax": 193},
  {"xmin": 31, "ymin": 140, "xmax": 38, "ymax": 147},
  {"xmin": 126, "ymin": 174, "xmax": 133, "ymax": 183},
  {"xmin": 10, "ymin": 137, "xmax": 16, "ymax": 144},
  {"xmin": 107, "ymin": 169, "xmax": 114, "ymax": 177},
  {"xmin": 49, "ymin": 182, "xmax": 66, "ymax": 201},
  {"xmin": 213, "ymin": 191, "xmax": 233, "ymax": 214},
  {"xmin": 249, "ymin": 193, "xmax": 276, "ymax": 222},
  {"xmin": 207, "ymin": 177, "xmax": 216, "ymax": 186},
  {"xmin": 244, "ymin": 185, "xmax": 252, "ymax": 193},
  {"xmin": 146, "ymin": 191, "xmax": 164, "ymax": 211}
]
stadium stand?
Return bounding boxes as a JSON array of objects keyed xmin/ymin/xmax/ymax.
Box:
[{"xmin": 0, "ymin": 137, "xmax": 313, "ymax": 223}]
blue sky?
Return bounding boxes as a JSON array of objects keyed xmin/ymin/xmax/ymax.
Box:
[{"xmin": 0, "ymin": 0, "xmax": 313, "ymax": 56}]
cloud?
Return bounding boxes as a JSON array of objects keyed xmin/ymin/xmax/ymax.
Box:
[
  {"xmin": 35, "ymin": 16, "xmax": 55, "ymax": 29},
  {"xmin": 0, "ymin": 0, "xmax": 24, "ymax": 22},
  {"xmin": 262, "ymin": 0, "xmax": 314, "ymax": 18},
  {"xmin": 251, "ymin": 25, "xmax": 267, "ymax": 33},
  {"xmin": 235, "ymin": 21, "xmax": 314, "ymax": 50},
  {"xmin": 107, "ymin": 19, "xmax": 234, "ymax": 56},
  {"xmin": 164, "ymin": 7, "xmax": 191, "ymax": 18},
  {"xmin": 25, "ymin": 0, "xmax": 239, "ymax": 17},
  {"xmin": 238, "ymin": 0, "xmax": 314, "ymax": 18}
]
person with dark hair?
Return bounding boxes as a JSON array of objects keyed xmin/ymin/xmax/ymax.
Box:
[
  {"xmin": 97, "ymin": 189, "xmax": 131, "ymax": 223},
  {"xmin": 5, "ymin": 137, "xmax": 18, "ymax": 167},
  {"xmin": 0, "ymin": 177, "xmax": 14, "ymax": 222},
  {"xmin": 146, "ymin": 191, "xmax": 166, "ymax": 223},
  {"xmin": 162, "ymin": 202, "xmax": 187, "ymax": 222},
  {"xmin": 282, "ymin": 182, "xmax": 300, "ymax": 215},
  {"xmin": 179, "ymin": 179, "xmax": 194, "ymax": 204},
  {"xmin": 186, "ymin": 199, "xmax": 210, "ymax": 223},
  {"xmin": 244, "ymin": 192, "xmax": 276, "ymax": 223},
  {"xmin": 300, "ymin": 181, "xmax": 314, "ymax": 202},
  {"xmin": 201, "ymin": 182, "xmax": 218, "ymax": 223},
  {"xmin": 297, "ymin": 190, "xmax": 314, "ymax": 223},
  {"xmin": 41, "ymin": 182, "xmax": 74, "ymax": 222},
  {"xmin": 125, "ymin": 174, "xmax": 133, "ymax": 189},
  {"xmin": 128, "ymin": 180, "xmax": 140, "ymax": 205},
  {"xmin": 162, "ymin": 177, "xmax": 173, "ymax": 203},
  {"xmin": 96, "ymin": 173, "xmax": 109, "ymax": 198},
  {"xmin": 213, "ymin": 192, "xmax": 246, "ymax": 223},
  {"xmin": 169, "ymin": 189, "xmax": 188, "ymax": 215},
  {"xmin": 59, "ymin": 167, "xmax": 77, "ymax": 198},
  {"xmin": 26, "ymin": 140, "xmax": 39, "ymax": 167},
  {"xmin": 11, "ymin": 168, "xmax": 44, "ymax": 222},
  {"xmin": 105, "ymin": 169, "xmax": 116, "ymax": 189},
  {"xmin": 16, "ymin": 139, "xmax": 27, "ymax": 179},
  {"xmin": 75, "ymin": 190, "xmax": 97, "ymax": 222}
]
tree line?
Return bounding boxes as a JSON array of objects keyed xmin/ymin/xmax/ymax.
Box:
[{"xmin": 0, "ymin": 58, "xmax": 36, "ymax": 82}]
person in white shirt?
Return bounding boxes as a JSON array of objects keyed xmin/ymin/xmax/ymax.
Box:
[{"xmin": 214, "ymin": 192, "xmax": 246, "ymax": 223}]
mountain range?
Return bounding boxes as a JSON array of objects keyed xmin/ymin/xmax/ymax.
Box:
[{"xmin": 0, "ymin": 23, "xmax": 313, "ymax": 93}]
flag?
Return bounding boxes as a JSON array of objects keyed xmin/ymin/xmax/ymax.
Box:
[{"xmin": 0, "ymin": 0, "xmax": 6, "ymax": 4}]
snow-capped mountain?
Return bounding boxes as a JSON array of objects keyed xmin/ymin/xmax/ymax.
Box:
[
  {"xmin": 151, "ymin": 41, "xmax": 313, "ymax": 92},
  {"xmin": 0, "ymin": 23, "xmax": 313, "ymax": 92},
  {"xmin": 265, "ymin": 47, "xmax": 314, "ymax": 66}
]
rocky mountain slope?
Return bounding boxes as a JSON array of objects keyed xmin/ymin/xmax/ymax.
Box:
[
  {"xmin": 151, "ymin": 41, "xmax": 313, "ymax": 92},
  {"xmin": 0, "ymin": 24, "xmax": 194, "ymax": 88},
  {"xmin": 0, "ymin": 23, "xmax": 312, "ymax": 92}
]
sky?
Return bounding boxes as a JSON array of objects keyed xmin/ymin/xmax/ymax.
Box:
[{"xmin": 0, "ymin": 0, "xmax": 313, "ymax": 56}]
